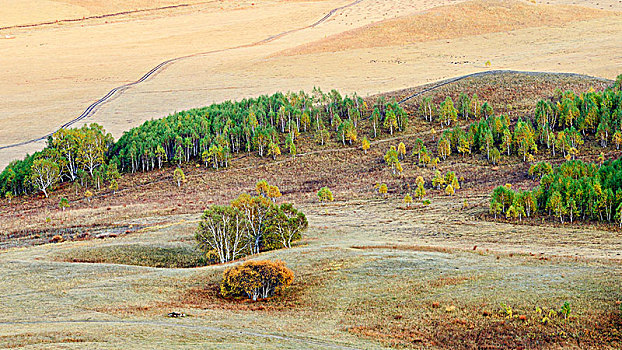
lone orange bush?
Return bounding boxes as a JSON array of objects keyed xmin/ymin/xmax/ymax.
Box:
[{"xmin": 220, "ymin": 260, "xmax": 294, "ymax": 301}]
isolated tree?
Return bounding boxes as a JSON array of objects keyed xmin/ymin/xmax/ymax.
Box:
[
  {"xmin": 397, "ymin": 142, "xmax": 406, "ymax": 160},
  {"xmin": 109, "ymin": 179, "xmax": 119, "ymax": 194},
  {"xmin": 419, "ymin": 96, "xmax": 435, "ymax": 122},
  {"xmin": 404, "ymin": 193, "xmax": 413, "ymax": 207},
  {"xmin": 409, "ymin": 139, "xmax": 422, "ymax": 162},
  {"xmin": 431, "ymin": 157, "xmax": 439, "ymax": 169},
  {"xmin": 106, "ymin": 162, "xmax": 120, "ymax": 184},
  {"xmin": 378, "ymin": 183, "xmax": 388, "ymax": 196},
  {"xmin": 196, "ymin": 205, "xmax": 249, "ymax": 264},
  {"xmin": 173, "ymin": 167, "xmax": 185, "ymax": 187},
  {"xmin": 285, "ymin": 135, "xmax": 296, "ymax": 157},
  {"xmin": 445, "ymin": 184, "xmax": 455, "ymax": 196},
  {"xmin": 29, "ymin": 159, "xmax": 60, "ymax": 198},
  {"xmin": 220, "ymin": 260, "xmax": 294, "ymax": 301},
  {"xmin": 415, "ymin": 175, "xmax": 425, "ymax": 188},
  {"xmin": 419, "ymin": 149, "xmax": 431, "ymax": 167},
  {"xmin": 58, "ymin": 197, "xmax": 69, "ymax": 211},
  {"xmin": 317, "ymin": 187, "xmax": 334, "ymax": 203},
  {"xmin": 361, "ymin": 137, "xmax": 370, "ymax": 154},
  {"xmin": 84, "ymin": 189, "xmax": 93, "ymax": 203},
  {"xmin": 415, "ymin": 182, "xmax": 426, "ymax": 200}
]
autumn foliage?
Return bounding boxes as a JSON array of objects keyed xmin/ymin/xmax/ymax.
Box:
[{"xmin": 220, "ymin": 260, "xmax": 294, "ymax": 301}]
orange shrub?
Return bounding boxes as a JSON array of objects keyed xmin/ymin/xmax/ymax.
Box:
[{"xmin": 220, "ymin": 260, "xmax": 294, "ymax": 301}]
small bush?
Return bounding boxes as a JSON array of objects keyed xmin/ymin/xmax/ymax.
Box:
[
  {"xmin": 317, "ymin": 187, "xmax": 334, "ymax": 202},
  {"xmin": 221, "ymin": 260, "xmax": 294, "ymax": 301}
]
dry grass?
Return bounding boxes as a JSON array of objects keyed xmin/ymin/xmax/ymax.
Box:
[
  {"xmin": 279, "ymin": 0, "xmax": 617, "ymax": 56},
  {"xmin": 0, "ymin": 72, "xmax": 621, "ymax": 348}
]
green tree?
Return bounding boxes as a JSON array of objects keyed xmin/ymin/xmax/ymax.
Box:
[
  {"xmin": 29, "ymin": 159, "xmax": 60, "ymax": 198},
  {"xmin": 173, "ymin": 167, "xmax": 185, "ymax": 187},
  {"xmin": 317, "ymin": 187, "xmax": 334, "ymax": 203},
  {"xmin": 384, "ymin": 146, "xmax": 401, "ymax": 175},
  {"xmin": 547, "ymin": 191, "xmax": 566, "ymax": 223},
  {"xmin": 438, "ymin": 136, "xmax": 451, "ymax": 160},
  {"xmin": 489, "ymin": 200, "xmax": 503, "ymax": 219},
  {"xmin": 231, "ymin": 193, "xmax": 273, "ymax": 254},
  {"xmin": 384, "ymin": 108, "xmax": 398, "ymax": 135},
  {"xmin": 415, "ymin": 182, "xmax": 426, "ymax": 200},
  {"xmin": 267, "ymin": 203, "xmax": 308, "ymax": 248},
  {"xmin": 58, "ymin": 197, "xmax": 69, "ymax": 211},
  {"xmin": 371, "ymin": 107, "xmax": 381, "ymax": 138},
  {"xmin": 196, "ymin": 205, "xmax": 249, "ymax": 264},
  {"xmin": 439, "ymin": 97, "xmax": 458, "ymax": 127}
]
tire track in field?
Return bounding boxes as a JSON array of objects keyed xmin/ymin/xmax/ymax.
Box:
[
  {"xmin": 0, "ymin": 319, "xmax": 361, "ymax": 349},
  {"xmin": 0, "ymin": 0, "xmax": 364, "ymax": 150},
  {"xmin": 0, "ymin": 1, "xmax": 217, "ymax": 31}
]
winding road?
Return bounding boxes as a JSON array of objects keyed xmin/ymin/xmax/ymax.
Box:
[{"xmin": 0, "ymin": 0, "xmax": 364, "ymax": 151}]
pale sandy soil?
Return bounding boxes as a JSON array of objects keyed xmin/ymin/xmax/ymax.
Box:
[{"xmin": 0, "ymin": 0, "xmax": 621, "ymax": 169}]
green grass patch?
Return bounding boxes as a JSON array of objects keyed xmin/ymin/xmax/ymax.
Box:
[{"xmin": 58, "ymin": 243, "xmax": 208, "ymax": 268}]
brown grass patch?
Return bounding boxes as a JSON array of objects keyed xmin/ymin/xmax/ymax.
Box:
[
  {"xmin": 280, "ymin": 0, "xmax": 616, "ymax": 55},
  {"xmin": 349, "ymin": 311, "xmax": 622, "ymax": 349},
  {"xmin": 172, "ymin": 281, "xmax": 308, "ymax": 312},
  {"xmin": 0, "ymin": 331, "xmax": 94, "ymax": 348},
  {"xmin": 428, "ymin": 275, "xmax": 474, "ymax": 288},
  {"xmin": 351, "ymin": 244, "xmax": 455, "ymax": 254}
]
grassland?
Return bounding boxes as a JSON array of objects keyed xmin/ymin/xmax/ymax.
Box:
[
  {"xmin": 1, "ymin": 199, "xmax": 620, "ymax": 348},
  {"xmin": 0, "ymin": 72, "xmax": 621, "ymax": 348}
]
